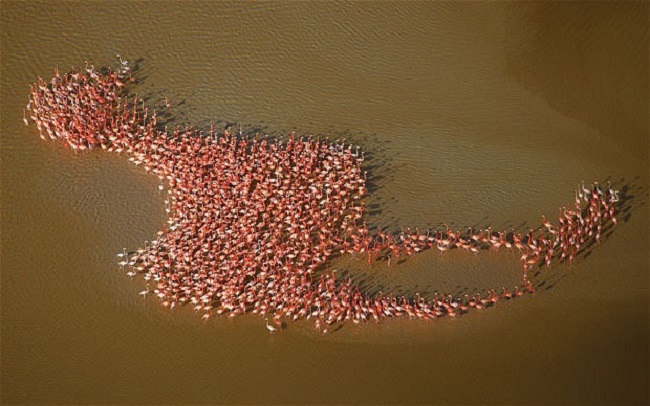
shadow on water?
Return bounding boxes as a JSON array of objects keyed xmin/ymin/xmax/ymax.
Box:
[
  {"xmin": 527, "ymin": 177, "xmax": 645, "ymax": 293},
  {"xmin": 580, "ymin": 178, "xmax": 645, "ymax": 258},
  {"xmin": 110, "ymin": 56, "xmax": 192, "ymax": 129},
  {"xmin": 97, "ymin": 58, "xmax": 644, "ymax": 333},
  {"xmin": 112, "ymin": 57, "xmax": 400, "ymax": 222},
  {"xmin": 329, "ymin": 175, "xmax": 643, "ymax": 335},
  {"xmin": 331, "ymin": 176, "xmax": 645, "ymax": 319}
]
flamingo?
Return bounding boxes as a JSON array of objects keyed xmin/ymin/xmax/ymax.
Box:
[
  {"xmin": 138, "ymin": 286, "xmax": 149, "ymax": 298},
  {"xmin": 24, "ymin": 60, "xmax": 620, "ymax": 334},
  {"xmin": 264, "ymin": 318, "xmax": 277, "ymax": 334}
]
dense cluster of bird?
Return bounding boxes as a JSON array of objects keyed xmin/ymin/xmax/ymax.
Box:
[{"xmin": 25, "ymin": 60, "xmax": 619, "ymax": 333}]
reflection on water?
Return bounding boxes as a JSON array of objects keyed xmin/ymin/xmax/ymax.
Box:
[{"xmin": 1, "ymin": 1, "xmax": 647, "ymax": 404}]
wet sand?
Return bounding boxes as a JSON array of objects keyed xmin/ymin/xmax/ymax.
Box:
[{"xmin": 1, "ymin": 1, "xmax": 648, "ymax": 404}]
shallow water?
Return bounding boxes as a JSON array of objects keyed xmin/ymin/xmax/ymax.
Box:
[{"xmin": 1, "ymin": 1, "xmax": 648, "ymax": 404}]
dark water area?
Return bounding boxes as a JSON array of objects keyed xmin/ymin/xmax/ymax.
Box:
[{"xmin": 1, "ymin": 1, "xmax": 648, "ymax": 404}]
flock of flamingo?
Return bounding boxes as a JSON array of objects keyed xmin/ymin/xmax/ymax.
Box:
[{"xmin": 24, "ymin": 58, "xmax": 620, "ymax": 334}]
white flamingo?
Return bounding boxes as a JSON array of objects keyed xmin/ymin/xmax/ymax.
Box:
[{"xmin": 264, "ymin": 318, "xmax": 277, "ymax": 334}]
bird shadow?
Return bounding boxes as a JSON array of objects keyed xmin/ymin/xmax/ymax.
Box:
[
  {"xmin": 101, "ymin": 57, "xmax": 643, "ymax": 335},
  {"xmin": 321, "ymin": 176, "xmax": 644, "ymax": 336},
  {"xmin": 522, "ymin": 176, "xmax": 645, "ymax": 293}
]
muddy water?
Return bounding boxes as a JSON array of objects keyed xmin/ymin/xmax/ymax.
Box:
[{"xmin": 2, "ymin": 1, "xmax": 647, "ymax": 404}]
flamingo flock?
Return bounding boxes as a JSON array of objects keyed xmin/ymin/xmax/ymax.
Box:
[{"xmin": 24, "ymin": 59, "xmax": 620, "ymax": 333}]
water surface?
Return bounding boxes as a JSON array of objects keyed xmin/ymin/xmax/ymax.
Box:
[{"xmin": 1, "ymin": 1, "xmax": 648, "ymax": 404}]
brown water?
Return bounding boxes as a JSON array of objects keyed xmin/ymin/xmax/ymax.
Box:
[{"xmin": 2, "ymin": 1, "xmax": 648, "ymax": 404}]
